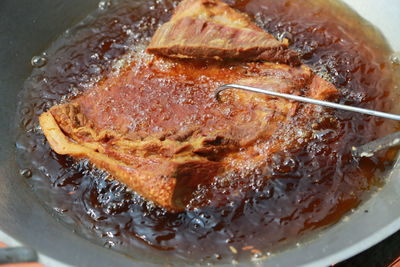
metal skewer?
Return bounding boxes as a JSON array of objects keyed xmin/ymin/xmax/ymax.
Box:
[
  {"xmin": 215, "ymin": 84, "xmax": 400, "ymax": 157},
  {"xmin": 351, "ymin": 131, "xmax": 400, "ymax": 158},
  {"xmin": 215, "ymin": 84, "xmax": 400, "ymax": 121}
]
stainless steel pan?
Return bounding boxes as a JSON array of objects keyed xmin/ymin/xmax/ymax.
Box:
[{"xmin": 0, "ymin": 0, "xmax": 399, "ymax": 266}]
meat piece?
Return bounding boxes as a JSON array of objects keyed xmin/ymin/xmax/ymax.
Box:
[
  {"xmin": 147, "ymin": 0, "xmax": 299, "ymax": 65},
  {"xmin": 39, "ymin": 0, "xmax": 338, "ymax": 211},
  {"xmin": 39, "ymin": 51, "xmax": 337, "ymax": 211}
]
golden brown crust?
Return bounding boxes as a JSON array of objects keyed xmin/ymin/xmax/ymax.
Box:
[
  {"xmin": 172, "ymin": 0, "xmax": 262, "ymax": 31},
  {"xmin": 147, "ymin": 0, "xmax": 299, "ymax": 64},
  {"xmin": 39, "ymin": 54, "xmax": 337, "ymax": 210},
  {"xmin": 39, "ymin": 0, "xmax": 338, "ymax": 211},
  {"xmin": 40, "ymin": 111, "xmax": 222, "ymax": 210}
]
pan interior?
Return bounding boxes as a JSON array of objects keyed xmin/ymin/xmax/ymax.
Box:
[{"xmin": 1, "ymin": 0, "xmax": 399, "ymax": 266}]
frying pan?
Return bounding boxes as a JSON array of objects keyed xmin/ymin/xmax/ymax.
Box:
[{"xmin": 0, "ymin": 0, "xmax": 399, "ymax": 266}]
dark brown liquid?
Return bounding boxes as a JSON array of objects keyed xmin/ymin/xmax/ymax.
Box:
[{"xmin": 16, "ymin": 0, "xmax": 399, "ymax": 264}]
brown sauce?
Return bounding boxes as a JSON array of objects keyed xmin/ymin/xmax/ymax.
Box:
[{"xmin": 16, "ymin": 0, "xmax": 399, "ymax": 264}]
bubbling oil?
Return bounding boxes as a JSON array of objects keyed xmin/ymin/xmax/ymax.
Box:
[{"xmin": 16, "ymin": 0, "xmax": 399, "ymax": 264}]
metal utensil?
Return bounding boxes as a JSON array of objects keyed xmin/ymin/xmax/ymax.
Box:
[
  {"xmin": 215, "ymin": 84, "xmax": 400, "ymax": 121},
  {"xmin": 215, "ymin": 84, "xmax": 400, "ymax": 156},
  {"xmin": 352, "ymin": 131, "xmax": 400, "ymax": 158}
]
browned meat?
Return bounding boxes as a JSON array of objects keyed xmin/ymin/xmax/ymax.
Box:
[
  {"xmin": 39, "ymin": 51, "xmax": 336, "ymax": 210},
  {"xmin": 147, "ymin": 0, "xmax": 299, "ymax": 65},
  {"xmin": 39, "ymin": 0, "xmax": 337, "ymax": 211}
]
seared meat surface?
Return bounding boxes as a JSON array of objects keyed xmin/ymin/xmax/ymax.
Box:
[
  {"xmin": 39, "ymin": 0, "xmax": 337, "ymax": 210},
  {"xmin": 147, "ymin": 0, "xmax": 299, "ymax": 65}
]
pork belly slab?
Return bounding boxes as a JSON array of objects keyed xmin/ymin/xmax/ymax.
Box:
[
  {"xmin": 147, "ymin": 0, "xmax": 299, "ymax": 65},
  {"xmin": 39, "ymin": 0, "xmax": 337, "ymax": 211}
]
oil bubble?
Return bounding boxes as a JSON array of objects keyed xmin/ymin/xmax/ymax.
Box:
[
  {"xmin": 31, "ymin": 55, "xmax": 47, "ymax": 68},
  {"xmin": 214, "ymin": 253, "xmax": 222, "ymax": 260},
  {"xmin": 98, "ymin": 0, "xmax": 111, "ymax": 10},
  {"xmin": 20, "ymin": 168, "xmax": 32, "ymax": 178},
  {"xmin": 390, "ymin": 52, "xmax": 400, "ymax": 65},
  {"xmin": 103, "ymin": 240, "xmax": 116, "ymax": 248},
  {"xmin": 390, "ymin": 52, "xmax": 400, "ymax": 66},
  {"xmin": 189, "ymin": 217, "xmax": 205, "ymax": 232}
]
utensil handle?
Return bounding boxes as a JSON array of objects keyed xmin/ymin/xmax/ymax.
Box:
[{"xmin": 352, "ymin": 131, "xmax": 400, "ymax": 158}]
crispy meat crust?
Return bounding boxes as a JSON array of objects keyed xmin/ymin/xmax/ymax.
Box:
[
  {"xmin": 147, "ymin": 0, "xmax": 300, "ymax": 65},
  {"xmin": 39, "ymin": 0, "xmax": 337, "ymax": 210},
  {"xmin": 40, "ymin": 53, "xmax": 336, "ymax": 210}
]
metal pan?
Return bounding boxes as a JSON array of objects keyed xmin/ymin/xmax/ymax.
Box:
[{"xmin": 0, "ymin": 0, "xmax": 399, "ymax": 266}]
